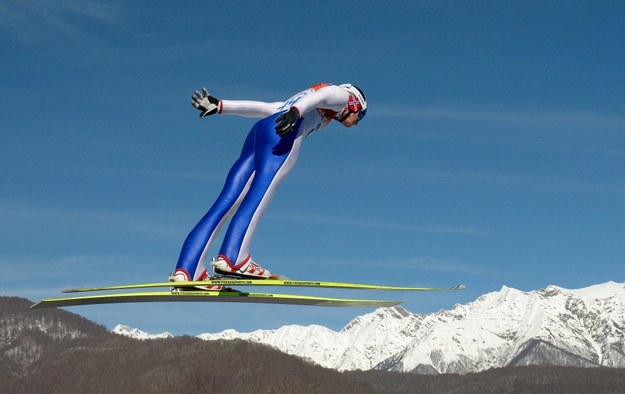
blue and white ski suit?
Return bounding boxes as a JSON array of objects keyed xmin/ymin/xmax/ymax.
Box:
[{"xmin": 175, "ymin": 84, "xmax": 352, "ymax": 280}]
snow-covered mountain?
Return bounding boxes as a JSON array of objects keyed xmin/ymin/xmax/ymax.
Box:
[
  {"xmin": 115, "ymin": 281, "xmax": 625, "ymax": 374},
  {"xmin": 112, "ymin": 324, "xmax": 173, "ymax": 340}
]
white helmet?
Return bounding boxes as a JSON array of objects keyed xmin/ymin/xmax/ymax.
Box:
[{"xmin": 339, "ymin": 83, "xmax": 367, "ymax": 121}]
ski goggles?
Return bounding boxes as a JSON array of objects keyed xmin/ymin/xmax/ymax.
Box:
[
  {"xmin": 357, "ymin": 107, "xmax": 367, "ymax": 122},
  {"xmin": 335, "ymin": 107, "xmax": 367, "ymax": 123}
]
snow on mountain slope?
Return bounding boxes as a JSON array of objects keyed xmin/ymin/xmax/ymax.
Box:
[
  {"xmin": 376, "ymin": 282, "xmax": 625, "ymax": 373},
  {"xmin": 116, "ymin": 281, "xmax": 625, "ymax": 374},
  {"xmin": 112, "ymin": 324, "xmax": 173, "ymax": 340}
]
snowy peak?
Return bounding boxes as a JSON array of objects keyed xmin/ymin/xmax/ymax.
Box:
[
  {"xmin": 115, "ymin": 281, "xmax": 625, "ymax": 374},
  {"xmin": 112, "ymin": 324, "xmax": 173, "ymax": 340},
  {"xmin": 546, "ymin": 281, "xmax": 625, "ymax": 300},
  {"xmin": 379, "ymin": 281, "xmax": 625, "ymax": 373},
  {"xmin": 341, "ymin": 305, "xmax": 416, "ymax": 333}
]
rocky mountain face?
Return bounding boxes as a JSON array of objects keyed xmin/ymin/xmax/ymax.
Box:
[
  {"xmin": 188, "ymin": 282, "xmax": 625, "ymax": 374},
  {"xmin": 0, "ymin": 296, "xmax": 108, "ymax": 376},
  {"xmin": 0, "ymin": 297, "xmax": 376, "ymax": 393}
]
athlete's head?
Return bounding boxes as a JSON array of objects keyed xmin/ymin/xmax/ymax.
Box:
[{"xmin": 338, "ymin": 84, "xmax": 367, "ymax": 126}]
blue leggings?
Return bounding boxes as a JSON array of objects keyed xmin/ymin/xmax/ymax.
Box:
[{"xmin": 175, "ymin": 113, "xmax": 298, "ymax": 280}]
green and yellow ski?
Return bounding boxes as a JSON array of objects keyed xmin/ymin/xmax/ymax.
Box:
[
  {"xmin": 63, "ymin": 279, "xmax": 465, "ymax": 293},
  {"xmin": 32, "ymin": 278, "xmax": 465, "ymax": 309},
  {"xmin": 31, "ymin": 289, "xmax": 402, "ymax": 309}
]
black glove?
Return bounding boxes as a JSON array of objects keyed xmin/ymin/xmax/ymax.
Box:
[
  {"xmin": 274, "ymin": 107, "xmax": 300, "ymax": 137},
  {"xmin": 192, "ymin": 87, "xmax": 220, "ymax": 118}
]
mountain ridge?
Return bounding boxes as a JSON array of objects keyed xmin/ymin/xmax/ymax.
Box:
[{"xmin": 117, "ymin": 281, "xmax": 625, "ymax": 374}]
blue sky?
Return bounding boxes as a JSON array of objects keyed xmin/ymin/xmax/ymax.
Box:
[{"xmin": 1, "ymin": 1, "xmax": 624, "ymax": 335}]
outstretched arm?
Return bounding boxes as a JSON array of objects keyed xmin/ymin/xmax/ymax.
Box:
[
  {"xmin": 220, "ymin": 99, "xmax": 284, "ymax": 118},
  {"xmin": 192, "ymin": 87, "xmax": 283, "ymax": 119}
]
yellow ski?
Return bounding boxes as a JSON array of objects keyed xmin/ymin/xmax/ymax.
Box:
[
  {"xmin": 64, "ymin": 279, "xmax": 465, "ymax": 293},
  {"xmin": 31, "ymin": 289, "xmax": 402, "ymax": 309}
]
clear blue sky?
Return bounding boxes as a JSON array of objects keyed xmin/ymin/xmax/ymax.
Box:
[{"xmin": 2, "ymin": 1, "xmax": 624, "ymax": 335}]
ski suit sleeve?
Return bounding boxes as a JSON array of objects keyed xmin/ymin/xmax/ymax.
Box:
[
  {"xmin": 290, "ymin": 85, "xmax": 349, "ymax": 115},
  {"xmin": 219, "ymin": 100, "xmax": 284, "ymax": 118}
]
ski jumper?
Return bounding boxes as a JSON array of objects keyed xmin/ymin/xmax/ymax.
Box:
[{"xmin": 175, "ymin": 84, "xmax": 351, "ymax": 280}]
